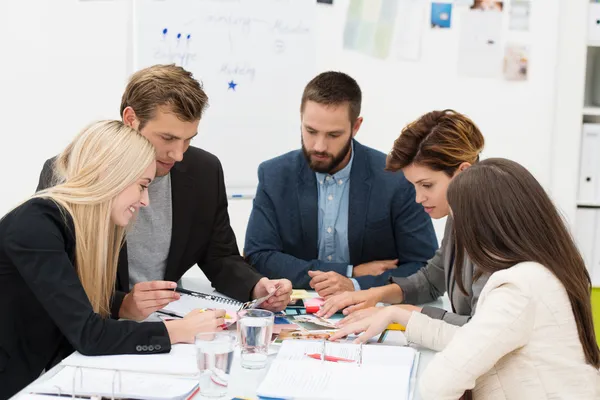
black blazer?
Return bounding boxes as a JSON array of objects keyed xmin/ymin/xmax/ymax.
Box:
[
  {"xmin": 37, "ymin": 146, "xmax": 263, "ymax": 318},
  {"xmin": 0, "ymin": 198, "xmax": 171, "ymax": 399}
]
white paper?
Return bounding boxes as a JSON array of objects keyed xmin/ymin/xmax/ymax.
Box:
[
  {"xmin": 258, "ymin": 359, "xmax": 412, "ymax": 400},
  {"xmin": 509, "ymin": 0, "xmax": 530, "ymax": 31},
  {"xmin": 390, "ymin": 0, "xmax": 427, "ymax": 61},
  {"xmin": 380, "ymin": 329, "xmax": 409, "ymax": 346},
  {"xmin": 29, "ymin": 366, "xmax": 197, "ymax": 400},
  {"xmin": 457, "ymin": 9, "xmax": 504, "ymax": 78}
]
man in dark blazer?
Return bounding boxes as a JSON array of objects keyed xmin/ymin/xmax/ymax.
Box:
[
  {"xmin": 244, "ymin": 72, "xmax": 437, "ymax": 297},
  {"xmin": 37, "ymin": 65, "xmax": 292, "ymax": 321}
]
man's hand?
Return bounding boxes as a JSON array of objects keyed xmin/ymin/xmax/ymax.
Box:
[
  {"xmin": 119, "ymin": 281, "xmax": 180, "ymax": 321},
  {"xmin": 352, "ymin": 259, "xmax": 398, "ymax": 277},
  {"xmin": 308, "ymin": 270, "xmax": 355, "ymax": 298},
  {"xmin": 252, "ymin": 278, "xmax": 292, "ymax": 312},
  {"xmin": 316, "ymin": 289, "xmax": 382, "ymax": 318}
]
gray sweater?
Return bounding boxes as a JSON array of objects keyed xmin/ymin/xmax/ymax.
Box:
[{"xmin": 391, "ymin": 217, "xmax": 488, "ymax": 326}]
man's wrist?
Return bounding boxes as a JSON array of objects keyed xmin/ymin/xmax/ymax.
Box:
[{"xmin": 251, "ymin": 277, "xmax": 267, "ymax": 299}]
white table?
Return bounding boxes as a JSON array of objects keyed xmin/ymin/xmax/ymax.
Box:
[{"xmin": 14, "ymin": 276, "xmax": 446, "ymax": 400}]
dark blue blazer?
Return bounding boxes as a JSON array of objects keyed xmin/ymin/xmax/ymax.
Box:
[{"xmin": 244, "ymin": 140, "xmax": 438, "ymax": 289}]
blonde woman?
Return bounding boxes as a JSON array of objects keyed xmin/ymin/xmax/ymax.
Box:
[{"xmin": 0, "ymin": 121, "xmax": 225, "ymax": 399}]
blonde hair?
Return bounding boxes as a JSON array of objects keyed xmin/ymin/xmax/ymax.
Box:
[{"xmin": 34, "ymin": 120, "xmax": 155, "ymax": 317}]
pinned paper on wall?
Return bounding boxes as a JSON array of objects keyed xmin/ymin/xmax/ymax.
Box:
[
  {"xmin": 457, "ymin": 9, "xmax": 503, "ymax": 78},
  {"xmin": 503, "ymin": 43, "xmax": 528, "ymax": 81},
  {"xmin": 390, "ymin": 0, "xmax": 426, "ymax": 61},
  {"xmin": 471, "ymin": 0, "xmax": 504, "ymax": 11},
  {"xmin": 509, "ymin": 0, "xmax": 530, "ymax": 31},
  {"xmin": 343, "ymin": 0, "xmax": 399, "ymax": 59},
  {"xmin": 431, "ymin": 3, "xmax": 453, "ymax": 29},
  {"xmin": 344, "ymin": 0, "xmax": 425, "ymax": 61}
]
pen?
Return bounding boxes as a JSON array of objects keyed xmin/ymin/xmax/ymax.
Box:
[
  {"xmin": 157, "ymin": 310, "xmax": 183, "ymax": 319},
  {"xmin": 305, "ymin": 353, "xmax": 354, "ymax": 363}
]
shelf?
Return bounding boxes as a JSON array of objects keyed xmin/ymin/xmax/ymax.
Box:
[{"xmin": 583, "ymin": 106, "xmax": 600, "ymax": 116}]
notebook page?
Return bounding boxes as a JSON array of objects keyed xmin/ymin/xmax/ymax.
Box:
[
  {"xmin": 61, "ymin": 343, "xmax": 197, "ymax": 376},
  {"xmin": 162, "ymin": 292, "xmax": 241, "ymax": 316},
  {"xmin": 30, "ymin": 366, "xmax": 197, "ymax": 400},
  {"xmin": 276, "ymin": 340, "xmax": 416, "ymax": 367},
  {"xmin": 257, "ymin": 359, "xmax": 411, "ymax": 400}
]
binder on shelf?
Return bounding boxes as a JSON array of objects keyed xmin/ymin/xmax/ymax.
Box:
[
  {"xmin": 578, "ymin": 124, "xmax": 600, "ymax": 203},
  {"xmin": 589, "ymin": 3, "xmax": 600, "ymax": 43}
]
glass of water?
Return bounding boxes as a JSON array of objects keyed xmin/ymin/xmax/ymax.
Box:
[
  {"xmin": 195, "ymin": 331, "xmax": 236, "ymax": 399},
  {"xmin": 237, "ymin": 309, "xmax": 274, "ymax": 369}
]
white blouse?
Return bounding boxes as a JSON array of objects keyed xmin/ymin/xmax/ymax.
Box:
[{"xmin": 405, "ymin": 261, "xmax": 600, "ymax": 400}]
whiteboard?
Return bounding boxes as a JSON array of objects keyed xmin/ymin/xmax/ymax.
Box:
[{"xmin": 135, "ymin": 0, "xmax": 316, "ymax": 192}]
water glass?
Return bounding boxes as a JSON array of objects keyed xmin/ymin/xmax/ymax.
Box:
[
  {"xmin": 237, "ymin": 309, "xmax": 274, "ymax": 369},
  {"xmin": 195, "ymin": 331, "xmax": 236, "ymax": 399}
]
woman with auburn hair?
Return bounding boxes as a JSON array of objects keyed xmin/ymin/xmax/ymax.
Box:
[
  {"xmin": 0, "ymin": 120, "xmax": 225, "ymax": 399},
  {"xmin": 319, "ymin": 109, "xmax": 486, "ymax": 326},
  {"xmin": 333, "ymin": 158, "xmax": 600, "ymax": 399}
]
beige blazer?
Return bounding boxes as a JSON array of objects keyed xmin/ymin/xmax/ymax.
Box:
[
  {"xmin": 392, "ymin": 217, "xmax": 488, "ymax": 326},
  {"xmin": 406, "ymin": 262, "xmax": 600, "ymax": 400}
]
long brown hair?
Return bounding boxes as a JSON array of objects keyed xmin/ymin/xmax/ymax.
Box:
[
  {"xmin": 447, "ymin": 158, "xmax": 600, "ymax": 368},
  {"xmin": 386, "ymin": 109, "xmax": 484, "ymax": 174}
]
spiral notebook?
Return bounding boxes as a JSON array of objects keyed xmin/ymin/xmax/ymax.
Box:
[{"xmin": 160, "ymin": 287, "xmax": 244, "ymax": 317}]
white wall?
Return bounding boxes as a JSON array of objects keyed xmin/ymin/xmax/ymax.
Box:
[
  {"xmin": 0, "ymin": 0, "xmax": 132, "ymax": 212},
  {"xmin": 0, "ymin": 0, "xmax": 580, "ymax": 246}
]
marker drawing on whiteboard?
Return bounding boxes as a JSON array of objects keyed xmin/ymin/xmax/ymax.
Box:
[{"xmin": 228, "ymin": 80, "xmax": 238, "ymax": 91}]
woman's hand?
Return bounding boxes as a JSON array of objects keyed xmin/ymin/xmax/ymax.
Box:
[
  {"xmin": 336, "ymin": 306, "xmax": 382, "ymax": 327},
  {"xmin": 329, "ymin": 306, "xmax": 413, "ymax": 344},
  {"xmin": 165, "ymin": 309, "xmax": 226, "ymax": 344}
]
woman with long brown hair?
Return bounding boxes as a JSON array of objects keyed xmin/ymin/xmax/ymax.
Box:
[{"xmin": 332, "ymin": 158, "xmax": 600, "ymax": 399}]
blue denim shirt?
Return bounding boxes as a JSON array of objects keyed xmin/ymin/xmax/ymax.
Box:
[{"xmin": 315, "ymin": 144, "xmax": 360, "ymax": 290}]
